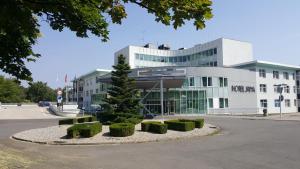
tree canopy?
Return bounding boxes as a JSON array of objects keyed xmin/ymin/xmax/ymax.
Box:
[
  {"xmin": 26, "ymin": 81, "xmax": 56, "ymax": 102},
  {"xmin": 0, "ymin": 0, "xmax": 213, "ymax": 81},
  {"xmin": 0, "ymin": 76, "xmax": 25, "ymax": 103},
  {"xmin": 104, "ymin": 55, "xmax": 140, "ymax": 114}
]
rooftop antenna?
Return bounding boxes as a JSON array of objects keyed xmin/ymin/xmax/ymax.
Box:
[{"xmin": 140, "ymin": 30, "xmax": 146, "ymax": 44}]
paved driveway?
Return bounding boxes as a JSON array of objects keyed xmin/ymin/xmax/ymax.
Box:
[{"xmin": 0, "ymin": 117, "xmax": 300, "ymax": 169}]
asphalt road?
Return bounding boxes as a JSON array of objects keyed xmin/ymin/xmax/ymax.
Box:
[{"xmin": 1, "ymin": 117, "xmax": 300, "ymax": 169}]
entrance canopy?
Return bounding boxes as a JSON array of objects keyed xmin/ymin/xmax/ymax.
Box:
[{"xmin": 97, "ymin": 67, "xmax": 187, "ymax": 89}]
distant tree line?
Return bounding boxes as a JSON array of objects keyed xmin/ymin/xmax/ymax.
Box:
[{"xmin": 0, "ymin": 76, "xmax": 56, "ymax": 103}]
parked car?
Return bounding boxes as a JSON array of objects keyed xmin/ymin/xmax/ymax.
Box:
[
  {"xmin": 143, "ymin": 113, "xmax": 158, "ymax": 119},
  {"xmin": 38, "ymin": 101, "xmax": 50, "ymax": 107}
]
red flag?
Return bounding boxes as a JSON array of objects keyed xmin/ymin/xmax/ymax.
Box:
[{"xmin": 65, "ymin": 74, "xmax": 67, "ymax": 83}]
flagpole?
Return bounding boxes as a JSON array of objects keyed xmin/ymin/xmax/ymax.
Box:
[{"xmin": 65, "ymin": 74, "xmax": 68, "ymax": 105}]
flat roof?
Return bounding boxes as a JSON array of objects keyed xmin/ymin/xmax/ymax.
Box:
[
  {"xmin": 78, "ymin": 69, "xmax": 111, "ymax": 79},
  {"xmin": 231, "ymin": 60, "xmax": 300, "ymax": 70}
]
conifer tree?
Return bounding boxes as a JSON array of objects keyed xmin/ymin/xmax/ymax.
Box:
[{"xmin": 105, "ymin": 55, "xmax": 140, "ymax": 114}]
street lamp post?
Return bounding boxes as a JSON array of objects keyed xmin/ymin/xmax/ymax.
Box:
[{"xmin": 274, "ymin": 84, "xmax": 287, "ymax": 119}]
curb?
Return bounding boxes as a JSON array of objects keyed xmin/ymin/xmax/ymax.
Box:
[{"xmin": 11, "ymin": 125, "xmax": 220, "ymax": 146}]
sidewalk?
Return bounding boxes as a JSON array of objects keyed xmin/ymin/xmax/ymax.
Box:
[
  {"xmin": 0, "ymin": 105, "xmax": 62, "ymax": 120},
  {"xmin": 155, "ymin": 113, "xmax": 300, "ymax": 121}
]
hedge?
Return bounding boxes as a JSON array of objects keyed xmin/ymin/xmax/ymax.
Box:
[
  {"xmin": 141, "ymin": 121, "xmax": 162, "ymax": 132},
  {"xmin": 149, "ymin": 123, "xmax": 168, "ymax": 134},
  {"xmin": 98, "ymin": 112, "xmax": 143, "ymax": 125},
  {"xmin": 164, "ymin": 120, "xmax": 195, "ymax": 131},
  {"xmin": 109, "ymin": 123, "xmax": 135, "ymax": 137},
  {"xmin": 67, "ymin": 121, "xmax": 102, "ymax": 138},
  {"xmin": 59, "ymin": 118, "xmax": 77, "ymax": 125},
  {"xmin": 59, "ymin": 116, "xmax": 97, "ymax": 125},
  {"xmin": 178, "ymin": 119, "xmax": 204, "ymax": 128}
]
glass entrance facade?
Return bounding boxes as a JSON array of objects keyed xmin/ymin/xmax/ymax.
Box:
[{"xmin": 143, "ymin": 89, "xmax": 207, "ymax": 114}]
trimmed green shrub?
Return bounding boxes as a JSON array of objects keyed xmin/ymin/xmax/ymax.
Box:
[
  {"xmin": 109, "ymin": 123, "xmax": 135, "ymax": 137},
  {"xmin": 98, "ymin": 112, "xmax": 143, "ymax": 125},
  {"xmin": 178, "ymin": 119, "xmax": 205, "ymax": 128},
  {"xmin": 149, "ymin": 123, "xmax": 168, "ymax": 134},
  {"xmin": 77, "ymin": 117, "xmax": 89, "ymax": 123},
  {"xmin": 141, "ymin": 121, "xmax": 162, "ymax": 132},
  {"xmin": 59, "ymin": 118, "xmax": 77, "ymax": 125},
  {"xmin": 164, "ymin": 120, "xmax": 195, "ymax": 131},
  {"xmin": 67, "ymin": 122, "xmax": 102, "ymax": 138},
  {"xmin": 191, "ymin": 119, "xmax": 204, "ymax": 128},
  {"xmin": 125, "ymin": 117, "xmax": 143, "ymax": 125},
  {"xmin": 59, "ymin": 116, "xmax": 96, "ymax": 125}
]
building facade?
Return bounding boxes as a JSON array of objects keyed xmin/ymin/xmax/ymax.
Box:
[
  {"xmin": 72, "ymin": 69, "xmax": 111, "ymax": 109},
  {"xmin": 76, "ymin": 38, "xmax": 300, "ymax": 115},
  {"xmin": 115, "ymin": 38, "xmax": 253, "ymax": 68}
]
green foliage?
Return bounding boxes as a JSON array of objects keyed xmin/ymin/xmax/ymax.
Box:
[
  {"xmin": 109, "ymin": 123, "xmax": 135, "ymax": 137},
  {"xmin": 179, "ymin": 119, "xmax": 205, "ymax": 128},
  {"xmin": 104, "ymin": 55, "xmax": 140, "ymax": 114},
  {"xmin": 0, "ymin": 0, "xmax": 213, "ymax": 81},
  {"xmin": 141, "ymin": 121, "xmax": 162, "ymax": 132},
  {"xmin": 59, "ymin": 116, "xmax": 97, "ymax": 125},
  {"xmin": 26, "ymin": 81, "xmax": 56, "ymax": 103},
  {"xmin": 59, "ymin": 118, "xmax": 77, "ymax": 125},
  {"xmin": 141, "ymin": 121, "xmax": 167, "ymax": 134},
  {"xmin": 98, "ymin": 112, "xmax": 143, "ymax": 125},
  {"xmin": 67, "ymin": 122, "xmax": 102, "ymax": 138},
  {"xmin": 164, "ymin": 119, "xmax": 195, "ymax": 131},
  {"xmin": 149, "ymin": 123, "xmax": 168, "ymax": 134},
  {"xmin": 0, "ymin": 76, "xmax": 25, "ymax": 103}
]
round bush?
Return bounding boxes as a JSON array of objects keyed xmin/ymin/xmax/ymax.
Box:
[{"xmin": 109, "ymin": 123, "xmax": 135, "ymax": 137}]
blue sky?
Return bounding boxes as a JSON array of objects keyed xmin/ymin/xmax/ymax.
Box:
[{"xmin": 24, "ymin": 0, "xmax": 300, "ymax": 88}]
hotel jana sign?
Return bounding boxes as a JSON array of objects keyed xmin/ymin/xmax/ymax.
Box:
[{"xmin": 231, "ymin": 85, "xmax": 255, "ymax": 93}]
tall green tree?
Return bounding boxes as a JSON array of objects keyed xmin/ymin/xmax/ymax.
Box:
[
  {"xmin": 105, "ymin": 55, "xmax": 140, "ymax": 114},
  {"xmin": 26, "ymin": 81, "xmax": 56, "ymax": 102},
  {"xmin": 0, "ymin": 0, "xmax": 213, "ymax": 81},
  {"xmin": 0, "ymin": 76, "xmax": 25, "ymax": 103}
]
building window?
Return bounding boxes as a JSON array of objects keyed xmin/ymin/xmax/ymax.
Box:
[
  {"xmin": 274, "ymin": 99, "xmax": 280, "ymax": 107},
  {"xmin": 208, "ymin": 98, "xmax": 213, "ymax": 108},
  {"xmin": 86, "ymin": 91, "xmax": 89, "ymax": 96},
  {"xmin": 274, "ymin": 86, "xmax": 279, "ymax": 93},
  {"xmin": 259, "ymin": 69, "xmax": 266, "ymax": 78},
  {"xmin": 294, "ymin": 99, "xmax": 297, "ymax": 107},
  {"xmin": 285, "ymin": 99, "xmax": 290, "ymax": 107},
  {"xmin": 208, "ymin": 77, "xmax": 212, "ymax": 86},
  {"xmin": 213, "ymin": 48, "xmax": 217, "ymax": 54},
  {"xmin": 283, "ymin": 72, "xmax": 289, "ymax": 80},
  {"xmin": 219, "ymin": 98, "xmax": 224, "ymax": 108},
  {"xmin": 293, "ymin": 86, "xmax": 297, "ymax": 93},
  {"xmin": 273, "ymin": 71, "xmax": 279, "ymax": 79},
  {"xmin": 202, "ymin": 77, "xmax": 212, "ymax": 87},
  {"xmin": 189, "ymin": 77, "xmax": 194, "ymax": 86},
  {"xmin": 219, "ymin": 77, "xmax": 223, "ymax": 87},
  {"xmin": 292, "ymin": 73, "xmax": 295, "ymax": 80},
  {"xmin": 224, "ymin": 78, "xmax": 228, "ymax": 87},
  {"xmin": 96, "ymin": 89, "xmax": 99, "ymax": 93},
  {"xmin": 219, "ymin": 98, "xmax": 229, "ymax": 108},
  {"xmin": 202, "ymin": 77, "xmax": 207, "ymax": 87},
  {"xmin": 213, "ymin": 61, "xmax": 218, "ymax": 67},
  {"xmin": 260, "ymin": 84, "xmax": 267, "ymax": 93},
  {"xmin": 284, "ymin": 86, "xmax": 290, "ymax": 93},
  {"xmin": 260, "ymin": 99, "xmax": 268, "ymax": 108}
]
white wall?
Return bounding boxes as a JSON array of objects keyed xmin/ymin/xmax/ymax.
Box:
[
  {"xmin": 222, "ymin": 38, "xmax": 253, "ymax": 66},
  {"xmin": 114, "ymin": 38, "xmax": 253, "ymax": 69},
  {"xmin": 186, "ymin": 67, "xmax": 258, "ymax": 114},
  {"xmin": 254, "ymin": 66, "xmax": 298, "ymax": 113}
]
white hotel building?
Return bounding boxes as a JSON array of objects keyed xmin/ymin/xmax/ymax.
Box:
[{"xmin": 75, "ymin": 38, "xmax": 300, "ymax": 115}]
